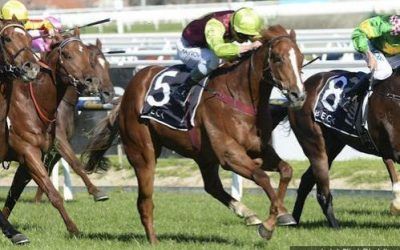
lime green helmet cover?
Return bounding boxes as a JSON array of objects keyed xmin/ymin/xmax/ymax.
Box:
[{"xmin": 232, "ymin": 7, "xmax": 264, "ymax": 36}]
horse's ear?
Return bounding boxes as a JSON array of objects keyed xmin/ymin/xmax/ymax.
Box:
[
  {"xmin": 73, "ymin": 26, "xmax": 80, "ymax": 38},
  {"xmin": 289, "ymin": 29, "xmax": 296, "ymax": 42},
  {"xmin": 11, "ymin": 14, "xmax": 18, "ymax": 22},
  {"xmin": 50, "ymin": 33, "xmax": 63, "ymax": 48},
  {"xmin": 96, "ymin": 38, "xmax": 102, "ymax": 50}
]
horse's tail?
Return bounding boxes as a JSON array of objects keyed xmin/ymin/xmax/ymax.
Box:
[{"xmin": 82, "ymin": 97, "xmax": 121, "ymax": 173}]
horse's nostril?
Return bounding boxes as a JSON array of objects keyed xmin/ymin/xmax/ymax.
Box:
[{"xmin": 291, "ymin": 92, "xmax": 299, "ymax": 99}]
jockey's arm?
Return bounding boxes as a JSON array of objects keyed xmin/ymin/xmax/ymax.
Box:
[
  {"xmin": 351, "ymin": 15, "xmax": 392, "ymax": 54},
  {"xmin": 205, "ymin": 18, "xmax": 240, "ymax": 60}
]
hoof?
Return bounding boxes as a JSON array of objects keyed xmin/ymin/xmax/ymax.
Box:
[
  {"xmin": 390, "ymin": 201, "xmax": 400, "ymax": 216},
  {"xmin": 257, "ymin": 224, "xmax": 274, "ymax": 240},
  {"xmin": 245, "ymin": 215, "xmax": 262, "ymax": 226},
  {"xmin": 11, "ymin": 234, "xmax": 29, "ymax": 245},
  {"xmin": 93, "ymin": 191, "xmax": 109, "ymax": 202},
  {"xmin": 277, "ymin": 213, "xmax": 297, "ymax": 226}
]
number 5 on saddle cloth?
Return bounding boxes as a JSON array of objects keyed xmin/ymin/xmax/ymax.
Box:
[{"xmin": 140, "ymin": 65, "xmax": 207, "ymax": 131}]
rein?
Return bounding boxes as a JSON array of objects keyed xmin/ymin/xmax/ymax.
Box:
[{"xmin": 29, "ymin": 82, "xmax": 56, "ymax": 124}]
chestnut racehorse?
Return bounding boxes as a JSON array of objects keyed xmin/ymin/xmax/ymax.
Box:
[
  {"xmin": 31, "ymin": 39, "xmax": 115, "ymax": 203},
  {"xmin": 273, "ymin": 69, "xmax": 400, "ymax": 228},
  {"xmin": 0, "ymin": 19, "xmax": 40, "ymax": 245},
  {"xmin": 83, "ymin": 25, "xmax": 306, "ymax": 243},
  {"xmin": 0, "ymin": 30, "xmax": 99, "ymax": 244}
]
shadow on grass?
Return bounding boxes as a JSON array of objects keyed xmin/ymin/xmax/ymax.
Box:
[
  {"xmin": 297, "ymin": 219, "xmax": 399, "ymax": 230},
  {"xmin": 78, "ymin": 231, "xmax": 242, "ymax": 245},
  {"xmin": 13, "ymin": 222, "xmax": 45, "ymax": 232},
  {"xmin": 340, "ymin": 208, "xmax": 390, "ymax": 216}
]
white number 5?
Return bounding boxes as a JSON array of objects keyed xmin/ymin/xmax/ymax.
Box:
[{"xmin": 147, "ymin": 70, "xmax": 178, "ymax": 107}]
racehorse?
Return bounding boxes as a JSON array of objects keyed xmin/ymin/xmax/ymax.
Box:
[
  {"xmin": 0, "ymin": 18, "xmax": 40, "ymax": 245},
  {"xmin": 0, "ymin": 29, "xmax": 100, "ymax": 243},
  {"xmin": 32, "ymin": 39, "xmax": 115, "ymax": 203},
  {"xmin": 82, "ymin": 25, "xmax": 306, "ymax": 243},
  {"xmin": 279, "ymin": 69, "xmax": 400, "ymax": 228}
]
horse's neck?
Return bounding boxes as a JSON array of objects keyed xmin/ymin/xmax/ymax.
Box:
[
  {"xmin": 62, "ymin": 86, "xmax": 78, "ymax": 105},
  {"xmin": 211, "ymin": 47, "xmax": 267, "ymax": 107}
]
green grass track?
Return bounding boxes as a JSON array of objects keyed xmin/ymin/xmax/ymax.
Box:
[{"xmin": 0, "ymin": 190, "xmax": 398, "ymax": 249}]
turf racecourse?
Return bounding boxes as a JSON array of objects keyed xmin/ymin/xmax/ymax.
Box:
[{"xmin": 0, "ymin": 190, "xmax": 399, "ymax": 249}]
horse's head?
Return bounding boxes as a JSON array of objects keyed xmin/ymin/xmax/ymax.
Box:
[
  {"xmin": 86, "ymin": 39, "xmax": 115, "ymax": 103},
  {"xmin": 260, "ymin": 25, "xmax": 305, "ymax": 109},
  {"xmin": 0, "ymin": 18, "xmax": 39, "ymax": 82},
  {"xmin": 48, "ymin": 28, "xmax": 100, "ymax": 94}
]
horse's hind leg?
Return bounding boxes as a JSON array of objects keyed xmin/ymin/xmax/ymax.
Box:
[
  {"xmin": 2, "ymin": 165, "xmax": 31, "ymax": 218},
  {"xmin": 197, "ymin": 161, "xmax": 262, "ymax": 226},
  {"xmin": 261, "ymin": 144, "xmax": 296, "ymax": 226}
]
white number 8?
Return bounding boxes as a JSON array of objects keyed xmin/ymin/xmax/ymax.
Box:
[{"xmin": 321, "ymin": 76, "xmax": 348, "ymax": 112}]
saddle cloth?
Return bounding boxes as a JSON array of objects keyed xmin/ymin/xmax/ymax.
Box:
[
  {"xmin": 313, "ymin": 71, "xmax": 377, "ymax": 151},
  {"xmin": 140, "ymin": 65, "xmax": 207, "ymax": 131}
]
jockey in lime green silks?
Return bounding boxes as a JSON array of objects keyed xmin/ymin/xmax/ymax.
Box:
[
  {"xmin": 173, "ymin": 7, "xmax": 265, "ymax": 106},
  {"xmin": 343, "ymin": 15, "xmax": 400, "ymax": 101}
]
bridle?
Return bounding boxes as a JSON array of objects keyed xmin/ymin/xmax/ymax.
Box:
[
  {"xmin": 0, "ymin": 23, "xmax": 35, "ymax": 78},
  {"xmin": 256, "ymin": 35, "xmax": 298, "ymax": 95},
  {"xmin": 50, "ymin": 37, "xmax": 87, "ymax": 88}
]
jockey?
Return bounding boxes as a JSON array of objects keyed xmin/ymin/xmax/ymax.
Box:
[
  {"xmin": 173, "ymin": 7, "xmax": 265, "ymax": 106},
  {"xmin": 1, "ymin": 0, "xmax": 62, "ymax": 53},
  {"xmin": 342, "ymin": 15, "xmax": 400, "ymax": 103}
]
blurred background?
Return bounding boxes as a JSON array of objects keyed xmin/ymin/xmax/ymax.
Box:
[{"xmin": 1, "ymin": 0, "xmax": 400, "ymax": 191}]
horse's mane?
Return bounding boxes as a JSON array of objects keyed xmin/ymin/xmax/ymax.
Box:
[{"xmin": 259, "ymin": 25, "xmax": 290, "ymax": 43}]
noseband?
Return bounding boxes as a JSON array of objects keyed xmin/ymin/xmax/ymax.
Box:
[{"xmin": 0, "ymin": 24, "xmax": 34, "ymax": 78}]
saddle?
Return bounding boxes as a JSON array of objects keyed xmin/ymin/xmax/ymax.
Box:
[
  {"xmin": 314, "ymin": 71, "xmax": 378, "ymax": 152},
  {"xmin": 140, "ymin": 65, "xmax": 207, "ymax": 131}
]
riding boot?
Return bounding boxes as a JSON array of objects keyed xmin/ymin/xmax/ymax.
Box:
[
  {"xmin": 340, "ymin": 74, "xmax": 372, "ymax": 108},
  {"xmin": 171, "ymin": 77, "xmax": 198, "ymax": 107}
]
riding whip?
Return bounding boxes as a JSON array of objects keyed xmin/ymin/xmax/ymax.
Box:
[{"xmin": 32, "ymin": 18, "xmax": 111, "ymax": 40}]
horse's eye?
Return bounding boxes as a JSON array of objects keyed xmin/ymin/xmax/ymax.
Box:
[
  {"xmin": 271, "ymin": 54, "xmax": 283, "ymax": 64},
  {"xmin": 3, "ymin": 36, "xmax": 11, "ymax": 43},
  {"xmin": 62, "ymin": 52, "xmax": 72, "ymax": 60}
]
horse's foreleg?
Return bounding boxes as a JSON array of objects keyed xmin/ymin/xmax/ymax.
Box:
[
  {"xmin": 34, "ymin": 151, "xmax": 61, "ymax": 203},
  {"xmin": 293, "ymin": 140, "xmax": 343, "ymax": 225},
  {"xmin": 0, "ymin": 210, "xmax": 29, "ymax": 245},
  {"xmin": 22, "ymin": 146, "xmax": 79, "ymax": 235},
  {"xmin": 290, "ymin": 112, "xmax": 339, "ymax": 228},
  {"xmin": 261, "ymin": 144, "xmax": 296, "ymax": 226},
  {"xmin": 2, "ymin": 165, "xmax": 31, "ymax": 219},
  {"xmin": 216, "ymin": 141, "xmax": 279, "ymax": 240},
  {"xmin": 384, "ymin": 159, "xmax": 400, "ymax": 215},
  {"xmin": 56, "ymin": 137, "xmax": 108, "ymax": 201},
  {"xmin": 311, "ymin": 156, "xmax": 339, "ymax": 228},
  {"xmin": 197, "ymin": 161, "xmax": 262, "ymax": 226}
]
